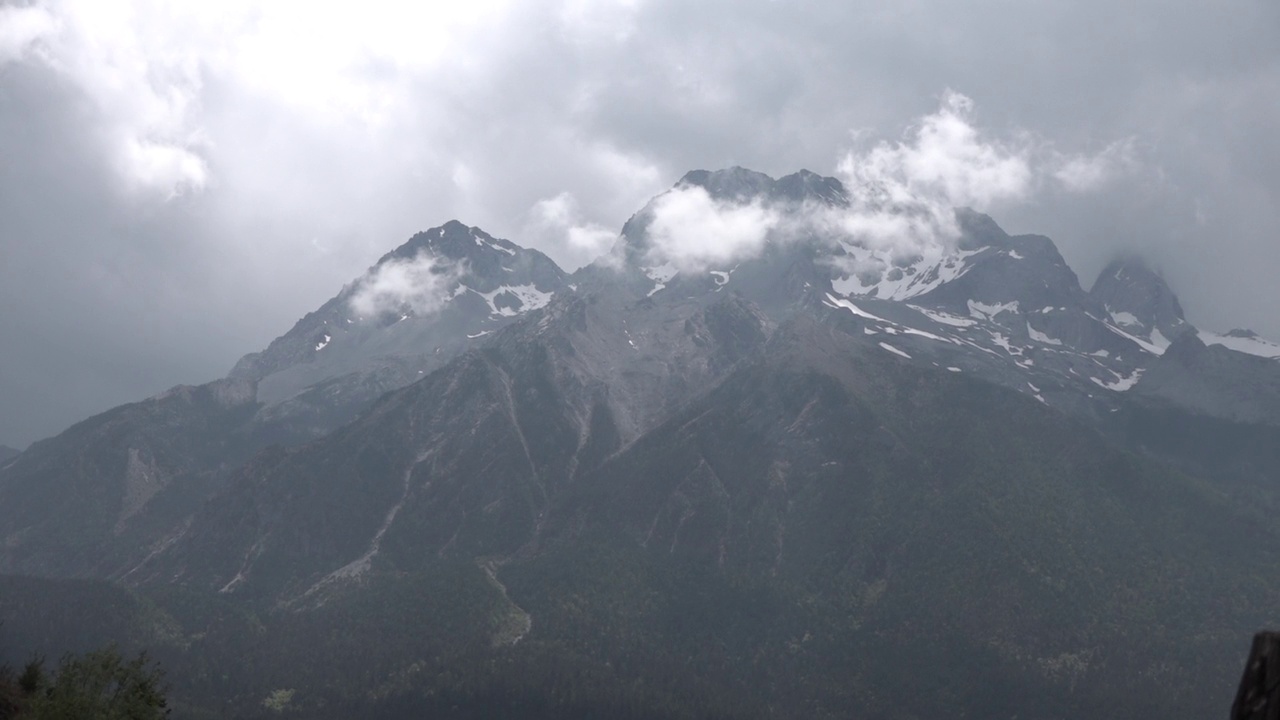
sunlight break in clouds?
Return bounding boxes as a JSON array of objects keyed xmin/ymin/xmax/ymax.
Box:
[
  {"xmin": 0, "ymin": 0, "xmax": 517, "ymax": 199},
  {"xmin": 0, "ymin": 5, "xmax": 59, "ymax": 63},
  {"xmin": 0, "ymin": 1, "xmax": 211, "ymax": 197},
  {"xmin": 348, "ymin": 253, "xmax": 463, "ymax": 319}
]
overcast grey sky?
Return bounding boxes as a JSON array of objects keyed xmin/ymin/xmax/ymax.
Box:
[{"xmin": 1, "ymin": 0, "xmax": 1277, "ymax": 447}]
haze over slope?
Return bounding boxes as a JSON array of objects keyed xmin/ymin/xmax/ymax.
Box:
[{"xmin": 1, "ymin": 167, "xmax": 1278, "ymax": 718}]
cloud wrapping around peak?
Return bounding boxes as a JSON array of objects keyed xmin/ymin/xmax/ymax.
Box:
[
  {"xmin": 347, "ymin": 252, "xmax": 463, "ymax": 319},
  {"xmin": 823, "ymin": 90, "xmax": 1035, "ymax": 262},
  {"xmin": 844, "ymin": 90, "xmax": 1034, "ymax": 210},
  {"xmin": 639, "ymin": 92, "xmax": 1144, "ymax": 274},
  {"xmin": 643, "ymin": 186, "xmax": 779, "ymax": 271}
]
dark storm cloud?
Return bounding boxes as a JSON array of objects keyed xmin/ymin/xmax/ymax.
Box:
[{"xmin": 0, "ymin": 0, "xmax": 1277, "ymax": 446}]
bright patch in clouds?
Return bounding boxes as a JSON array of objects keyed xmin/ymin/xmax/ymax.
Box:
[
  {"xmin": 0, "ymin": 0, "xmax": 518, "ymax": 199},
  {"xmin": 224, "ymin": 0, "xmax": 513, "ymax": 122},
  {"xmin": 0, "ymin": 1, "xmax": 219, "ymax": 197},
  {"xmin": 0, "ymin": 5, "xmax": 59, "ymax": 62}
]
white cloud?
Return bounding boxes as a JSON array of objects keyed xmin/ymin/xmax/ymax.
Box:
[
  {"xmin": 640, "ymin": 91, "xmax": 1037, "ymax": 271},
  {"xmin": 1053, "ymin": 138, "xmax": 1138, "ymax": 192},
  {"xmin": 639, "ymin": 91, "xmax": 1142, "ymax": 276},
  {"xmin": 519, "ymin": 144, "xmax": 661, "ymax": 270},
  {"xmin": 0, "ymin": 5, "xmax": 58, "ymax": 63},
  {"xmin": 221, "ymin": 0, "xmax": 516, "ymax": 123},
  {"xmin": 842, "ymin": 90, "xmax": 1034, "ymax": 210},
  {"xmin": 121, "ymin": 136, "xmax": 209, "ymax": 199},
  {"xmin": 528, "ymin": 192, "xmax": 618, "ymax": 257},
  {"xmin": 644, "ymin": 186, "xmax": 780, "ymax": 271},
  {"xmin": 347, "ymin": 252, "xmax": 463, "ymax": 319}
]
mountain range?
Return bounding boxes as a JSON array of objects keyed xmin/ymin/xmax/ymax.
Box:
[{"xmin": 2, "ymin": 167, "xmax": 1278, "ymax": 719}]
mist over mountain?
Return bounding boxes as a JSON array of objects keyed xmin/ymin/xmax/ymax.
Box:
[{"xmin": 2, "ymin": 168, "xmax": 1278, "ymax": 719}]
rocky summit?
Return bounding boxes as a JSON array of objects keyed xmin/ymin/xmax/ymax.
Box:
[{"xmin": 2, "ymin": 168, "xmax": 1278, "ymax": 720}]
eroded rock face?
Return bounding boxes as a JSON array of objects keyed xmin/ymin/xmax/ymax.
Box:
[
  {"xmin": 115, "ymin": 447, "xmax": 165, "ymax": 534},
  {"xmin": 137, "ymin": 287, "xmax": 774, "ymax": 603}
]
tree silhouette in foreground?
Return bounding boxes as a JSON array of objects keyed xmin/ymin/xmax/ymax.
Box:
[{"xmin": 0, "ymin": 646, "xmax": 168, "ymax": 720}]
